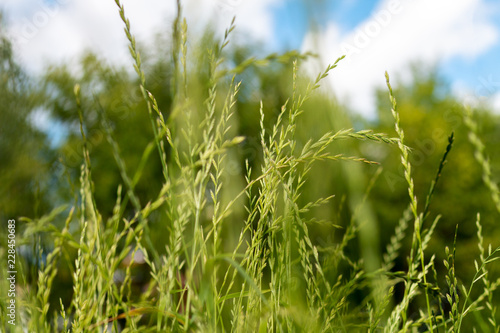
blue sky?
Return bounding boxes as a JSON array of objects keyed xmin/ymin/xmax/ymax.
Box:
[
  {"xmin": 3, "ymin": 0, "xmax": 500, "ymax": 120},
  {"xmin": 272, "ymin": 0, "xmax": 380, "ymax": 50},
  {"xmin": 271, "ymin": 0, "xmax": 500, "ymax": 116}
]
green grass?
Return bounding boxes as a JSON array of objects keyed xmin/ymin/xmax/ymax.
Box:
[{"xmin": 1, "ymin": 1, "xmax": 500, "ymax": 332}]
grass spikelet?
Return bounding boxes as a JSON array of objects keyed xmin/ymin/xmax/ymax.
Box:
[
  {"xmin": 385, "ymin": 71, "xmax": 434, "ymax": 331},
  {"xmin": 7, "ymin": 2, "xmax": 500, "ymax": 332},
  {"xmin": 463, "ymin": 106, "xmax": 500, "ymax": 214}
]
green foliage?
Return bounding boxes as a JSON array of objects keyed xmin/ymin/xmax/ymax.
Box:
[
  {"xmin": 1, "ymin": 3, "xmax": 500, "ymax": 333},
  {"xmin": 0, "ymin": 20, "xmax": 50, "ymax": 220}
]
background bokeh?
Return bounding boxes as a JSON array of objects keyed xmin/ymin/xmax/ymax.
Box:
[{"xmin": 1, "ymin": 0, "xmax": 500, "ymax": 328}]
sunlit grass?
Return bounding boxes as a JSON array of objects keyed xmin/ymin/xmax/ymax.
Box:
[{"xmin": 0, "ymin": 1, "xmax": 499, "ymax": 332}]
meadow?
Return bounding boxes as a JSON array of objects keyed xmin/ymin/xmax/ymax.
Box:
[{"xmin": 0, "ymin": 1, "xmax": 500, "ymax": 332}]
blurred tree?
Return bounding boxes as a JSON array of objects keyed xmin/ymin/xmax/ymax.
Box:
[
  {"xmin": 41, "ymin": 33, "xmax": 301, "ymax": 224},
  {"xmin": 372, "ymin": 65, "xmax": 500, "ymax": 241},
  {"xmin": 370, "ymin": 64, "xmax": 500, "ymax": 311},
  {"xmin": 33, "ymin": 24, "xmax": 500, "ymax": 323},
  {"xmin": 0, "ymin": 14, "xmax": 50, "ymax": 221},
  {"xmin": 43, "ymin": 52, "xmax": 171, "ymax": 216}
]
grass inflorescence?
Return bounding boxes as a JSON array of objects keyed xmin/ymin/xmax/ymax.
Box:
[{"xmin": 1, "ymin": 1, "xmax": 499, "ymax": 332}]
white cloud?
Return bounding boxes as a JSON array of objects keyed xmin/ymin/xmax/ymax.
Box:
[
  {"xmin": 2, "ymin": 0, "xmax": 281, "ymax": 74},
  {"xmin": 301, "ymin": 0, "xmax": 499, "ymax": 118},
  {"xmin": 451, "ymin": 80, "xmax": 500, "ymax": 115},
  {"xmin": 3, "ymin": 0, "xmax": 498, "ymax": 119},
  {"xmin": 491, "ymin": 92, "xmax": 500, "ymax": 114}
]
